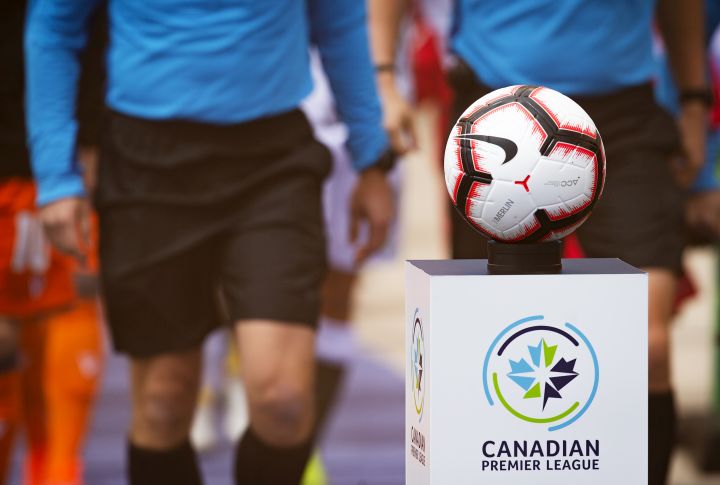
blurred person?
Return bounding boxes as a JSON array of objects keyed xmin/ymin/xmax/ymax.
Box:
[
  {"xmin": 190, "ymin": 331, "xmax": 226, "ymax": 451},
  {"xmin": 189, "ymin": 46, "xmax": 409, "ymax": 481},
  {"xmin": 302, "ymin": 49, "xmax": 405, "ymax": 483},
  {"xmin": 190, "ymin": 329, "xmax": 249, "ymax": 452},
  {"xmin": 0, "ymin": 2, "xmax": 105, "ymax": 484},
  {"xmin": 371, "ymin": 1, "xmax": 707, "ymax": 484},
  {"xmin": 371, "ymin": 0, "xmax": 453, "ymax": 162},
  {"xmin": 190, "ymin": 330, "xmax": 248, "ymax": 451},
  {"xmin": 25, "ymin": 1, "xmax": 394, "ymax": 484},
  {"xmin": 656, "ymin": 4, "xmax": 720, "ymax": 241}
]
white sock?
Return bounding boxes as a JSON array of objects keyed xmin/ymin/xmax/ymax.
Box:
[{"xmin": 315, "ymin": 316, "xmax": 355, "ymax": 365}]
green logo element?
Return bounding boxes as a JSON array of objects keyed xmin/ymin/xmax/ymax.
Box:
[
  {"xmin": 411, "ymin": 309, "xmax": 425, "ymax": 420},
  {"xmin": 494, "ymin": 337, "xmax": 580, "ymax": 424}
]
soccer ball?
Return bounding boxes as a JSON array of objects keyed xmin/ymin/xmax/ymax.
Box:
[{"xmin": 444, "ymin": 85, "xmax": 606, "ymax": 243}]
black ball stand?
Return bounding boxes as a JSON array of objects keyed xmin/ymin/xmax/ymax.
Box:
[{"xmin": 487, "ymin": 240, "xmax": 563, "ymax": 275}]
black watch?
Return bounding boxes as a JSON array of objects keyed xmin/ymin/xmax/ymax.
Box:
[
  {"xmin": 679, "ymin": 87, "xmax": 714, "ymax": 107},
  {"xmin": 364, "ymin": 148, "xmax": 397, "ymax": 174}
]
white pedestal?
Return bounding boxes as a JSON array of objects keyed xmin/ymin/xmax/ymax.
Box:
[{"xmin": 406, "ymin": 259, "xmax": 647, "ymax": 484}]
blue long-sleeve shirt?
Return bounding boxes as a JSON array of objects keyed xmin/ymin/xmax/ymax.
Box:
[
  {"xmin": 451, "ymin": 0, "xmax": 657, "ymax": 96},
  {"xmin": 452, "ymin": 0, "xmax": 719, "ymax": 192},
  {"xmin": 25, "ymin": 0, "xmax": 389, "ymax": 206}
]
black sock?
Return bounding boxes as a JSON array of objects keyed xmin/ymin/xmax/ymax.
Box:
[
  {"xmin": 234, "ymin": 427, "xmax": 312, "ymax": 485},
  {"xmin": 314, "ymin": 360, "xmax": 346, "ymax": 436},
  {"xmin": 128, "ymin": 440, "xmax": 202, "ymax": 485},
  {"xmin": 649, "ymin": 391, "xmax": 676, "ymax": 485}
]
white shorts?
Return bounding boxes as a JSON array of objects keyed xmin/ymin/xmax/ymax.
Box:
[{"xmin": 302, "ymin": 52, "xmax": 400, "ymax": 273}]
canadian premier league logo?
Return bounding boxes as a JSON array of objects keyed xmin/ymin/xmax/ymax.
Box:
[{"xmin": 483, "ymin": 315, "xmax": 599, "ymax": 431}]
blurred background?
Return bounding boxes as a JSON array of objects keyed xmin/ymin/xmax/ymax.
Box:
[{"xmin": 5, "ymin": 1, "xmax": 720, "ymax": 484}]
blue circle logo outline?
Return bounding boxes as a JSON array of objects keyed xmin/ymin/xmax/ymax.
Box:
[{"xmin": 482, "ymin": 315, "xmax": 600, "ymax": 431}]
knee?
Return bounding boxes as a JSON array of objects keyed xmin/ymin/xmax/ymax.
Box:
[
  {"xmin": 134, "ymin": 378, "xmax": 197, "ymax": 447},
  {"xmin": 248, "ymin": 377, "xmax": 313, "ymax": 446},
  {"xmin": 648, "ymin": 318, "xmax": 671, "ymax": 390}
]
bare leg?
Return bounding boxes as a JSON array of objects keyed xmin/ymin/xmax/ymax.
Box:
[
  {"xmin": 234, "ymin": 320, "xmax": 315, "ymax": 483},
  {"xmin": 236, "ymin": 321, "xmax": 315, "ymax": 446},
  {"xmin": 647, "ymin": 269, "xmax": 676, "ymax": 392},
  {"xmin": 129, "ymin": 347, "xmax": 203, "ymax": 485},
  {"xmin": 645, "ymin": 268, "xmax": 677, "ymax": 485}
]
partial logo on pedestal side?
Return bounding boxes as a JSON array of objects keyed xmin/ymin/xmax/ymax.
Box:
[
  {"xmin": 411, "ymin": 309, "xmax": 426, "ymax": 421},
  {"xmin": 483, "ymin": 315, "xmax": 599, "ymax": 432}
]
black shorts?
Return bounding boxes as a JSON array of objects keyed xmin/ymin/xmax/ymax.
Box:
[
  {"xmin": 447, "ymin": 60, "xmax": 685, "ymax": 272},
  {"xmin": 95, "ymin": 110, "xmax": 331, "ymax": 357}
]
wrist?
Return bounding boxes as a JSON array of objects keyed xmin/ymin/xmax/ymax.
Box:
[
  {"xmin": 360, "ymin": 166, "xmax": 387, "ymax": 180},
  {"xmin": 376, "ymin": 70, "xmax": 398, "ymax": 92},
  {"xmin": 679, "ymin": 87, "xmax": 713, "ymax": 108},
  {"xmin": 680, "ymin": 100, "xmax": 710, "ymax": 119},
  {"xmin": 361, "ymin": 148, "xmax": 397, "ymax": 175},
  {"xmin": 375, "ymin": 62, "xmax": 395, "ymax": 74},
  {"xmin": 36, "ymin": 173, "xmax": 86, "ymax": 207}
]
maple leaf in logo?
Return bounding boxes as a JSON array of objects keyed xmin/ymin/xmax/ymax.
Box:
[{"xmin": 507, "ymin": 339, "xmax": 578, "ymax": 410}]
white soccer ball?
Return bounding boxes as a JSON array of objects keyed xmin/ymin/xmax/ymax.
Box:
[{"xmin": 444, "ymin": 85, "xmax": 606, "ymax": 243}]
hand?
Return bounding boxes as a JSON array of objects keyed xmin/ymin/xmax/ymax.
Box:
[
  {"xmin": 674, "ymin": 102, "xmax": 708, "ymax": 188},
  {"xmin": 349, "ymin": 167, "xmax": 395, "ymax": 265},
  {"xmin": 378, "ymin": 73, "xmax": 416, "ymax": 154},
  {"xmin": 686, "ymin": 190, "xmax": 720, "ymax": 239},
  {"xmin": 38, "ymin": 197, "xmax": 90, "ymax": 261}
]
